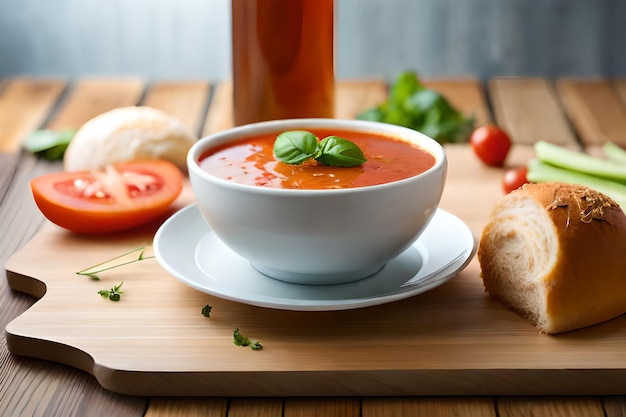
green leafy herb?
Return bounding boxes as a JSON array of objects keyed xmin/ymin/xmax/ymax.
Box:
[
  {"xmin": 22, "ymin": 129, "xmax": 77, "ymax": 160},
  {"xmin": 316, "ymin": 136, "xmax": 368, "ymax": 167},
  {"xmin": 356, "ymin": 71, "xmax": 474, "ymax": 144},
  {"xmin": 273, "ymin": 130, "xmax": 321, "ymax": 164},
  {"xmin": 77, "ymin": 247, "xmax": 154, "ymax": 280},
  {"xmin": 233, "ymin": 328, "xmax": 263, "ymax": 350},
  {"xmin": 201, "ymin": 304, "xmax": 213, "ymax": 317},
  {"xmin": 274, "ymin": 131, "xmax": 366, "ymax": 167},
  {"xmin": 98, "ymin": 281, "xmax": 124, "ymax": 302}
]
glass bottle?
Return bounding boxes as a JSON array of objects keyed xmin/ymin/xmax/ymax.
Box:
[{"xmin": 231, "ymin": 0, "xmax": 335, "ymax": 125}]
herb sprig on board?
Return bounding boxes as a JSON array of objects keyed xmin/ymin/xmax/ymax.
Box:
[
  {"xmin": 233, "ymin": 328, "xmax": 263, "ymax": 350},
  {"xmin": 98, "ymin": 281, "xmax": 124, "ymax": 302},
  {"xmin": 76, "ymin": 247, "xmax": 154, "ymax": 280}
]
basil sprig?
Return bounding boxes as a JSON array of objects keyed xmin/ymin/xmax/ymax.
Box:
[{"xmin": 274, "ymin": 130, "xmax": 366, "ymax": 167}]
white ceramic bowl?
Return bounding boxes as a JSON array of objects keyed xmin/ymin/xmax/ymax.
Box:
[{"xmin": 187, "ymin": 118, "xmax": 447, "ymax": 285}]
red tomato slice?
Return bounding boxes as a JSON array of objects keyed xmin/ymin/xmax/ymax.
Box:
[{"xmin": 30, "ymin": 160, "xmax": 184, "ymax": 234}]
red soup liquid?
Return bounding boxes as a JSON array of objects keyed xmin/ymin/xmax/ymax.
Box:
[{"xmin": 199, "ymin": 129, "xmax": 436, "ymax": 190}]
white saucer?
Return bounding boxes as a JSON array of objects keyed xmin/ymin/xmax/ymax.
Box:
[{"xmin": 153, "ymin": 204, "xmax": 476, "ymax": 311}]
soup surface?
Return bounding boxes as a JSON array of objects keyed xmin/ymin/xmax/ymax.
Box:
[{"xmin": 199, "ymin": 129, "xmax": 436, "ymax": 189}]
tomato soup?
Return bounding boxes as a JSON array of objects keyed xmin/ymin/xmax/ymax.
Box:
[{"xmin": 198, "ymin": 129, "xmax": 436, "ymax": 189}]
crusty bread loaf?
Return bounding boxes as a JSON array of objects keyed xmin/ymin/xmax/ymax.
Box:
[
  {"xmin": 63, "ymin": 106, "xmax": 196, "ymax": 172},
  {"xmin": 478, "ymin": 182, "xmax": 626, "ymax": 334}
]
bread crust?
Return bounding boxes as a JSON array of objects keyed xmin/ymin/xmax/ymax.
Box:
[{"xmin": 478, "ymin": 182, "xmax": 626, "ymax": 334}]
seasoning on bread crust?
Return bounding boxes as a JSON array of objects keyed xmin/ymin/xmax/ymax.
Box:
[{"xmin": 478, "ymin": 182, "xmax": 626, "ymax": 334}]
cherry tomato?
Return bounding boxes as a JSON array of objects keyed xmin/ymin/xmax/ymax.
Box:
[
  {"xmin": 30, "ymin": 160, "xmax": 184, "ymax": 234},
  {"xmin": 502, "ymin": 166, "xmax": 529, "ymax": 194},
  {"xmin": 470, "ymin": 125, "xmax": 512, "ymax": 167}
]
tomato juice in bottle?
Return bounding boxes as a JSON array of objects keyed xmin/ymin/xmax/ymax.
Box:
[{"xmin": 231, "ymin": 0, "xmax": 335, "ymax": 125}]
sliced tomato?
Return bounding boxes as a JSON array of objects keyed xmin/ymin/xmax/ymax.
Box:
[{"xmin": 30, "ymin": 160, "xmax": 184, "ymax": 234}]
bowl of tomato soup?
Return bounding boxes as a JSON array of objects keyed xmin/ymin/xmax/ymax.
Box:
[{"xmin": 188, "ymin": 118, "xmax": 447, "ymax": 285}]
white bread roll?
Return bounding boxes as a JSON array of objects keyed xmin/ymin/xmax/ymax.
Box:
[
  {"xmin": 478, "ymin": 182, "xmax": 626, "ymax": 334},
  {"xmin": 63, "ymin": 106, "xmax": 196, "ymax": 172}
]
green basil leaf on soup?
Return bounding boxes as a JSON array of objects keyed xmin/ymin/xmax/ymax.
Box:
[
  {"xmin": 316, "ymin": 136, "xmax": 367, "ymax": 167},
  {"xmin": 274, "ymin": 130, "xmax": 320, "ymax": 165}
]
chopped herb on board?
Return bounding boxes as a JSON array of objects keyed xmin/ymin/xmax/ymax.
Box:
[
  {"xmin": 233, "ymin": 328, "xmax": 263, "ymax": 350},
  {"xmin": 357, "ymin": 71, "xmax": 475, "ymax": 144},
  {"xmin": 201, "ymin": 304, "xmax": 213, "ymax": 317},
  {"xmin": 98, "ymin": 281, "xmax": 124, "ymax": 302}
]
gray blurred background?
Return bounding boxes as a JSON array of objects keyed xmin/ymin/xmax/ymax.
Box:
[{"xmin": 1, "ymin": 0, "xmax": 624, "ymax": 81}]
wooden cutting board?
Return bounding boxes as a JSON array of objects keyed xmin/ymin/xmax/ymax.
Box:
[{"xmin": 5, "ymin": 145, "xmax": 626, "ymax": 397}]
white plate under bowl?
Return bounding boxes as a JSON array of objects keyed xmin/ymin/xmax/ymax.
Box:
[{"xmin": 153, "ymin": 204, "xmax": 476, "ymax": 311}]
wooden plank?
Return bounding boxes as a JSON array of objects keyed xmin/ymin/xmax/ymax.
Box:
[
  {"xmin": 335, "ymin": 79, "xmax": 388, "ymax": 120},
  {"xmin": 497, "ymin": 397, "xmax": 605, "ymax": 417},
  {"xmin": 489, "ymin": 78, "xmax": 577, "ymax": 146},
  {"xmin": 204, "ymin": 79, "xmax": 389, "ymax": 136},
  {"xmin": 46, "ymin": 78, "xmax": 145, "ymax": 130},
  {"xmin": 614, "ymin": 79, "xmax": 626, "ymax": 105},
  {"xmin": 144, "ymin": 397, "xmax": 228, "ymax": 416},
  {"xmin": 424, "ymin": 78, "xmax": 491, "ymax": 127},
  {"xmin": 141, "ymin": 80, "xmax": 211, "ymax": 136},
  {"xmin": 556, "ymin": 78, "xmax": 626, "ymax": 147},
  {"xmin": 603, "ymin": 396, "xmax": 626, "ymax": 417},
  {"xmin": 0, "ymin": 78, "xmax": 66, "ymax": 152},
  {"xmin": 0, "ymin": 339, "xmax": 147, "ymax": 417},
  {"xmin": 284, "ymin": 398, "xmax": 360, "ymax": 417},
  {"xmin": 203, "ymin": 81, "xmax": 234, "ymax": 136},
  {"xmin": 228, "ymin": 398, "xmax": 283, "ymax": 417},
  {"xmin": 0, "ymin": 79, "xmax": 65, "ymax": 203},
  {"xmin": 362, "ymin": 397, "xmax": 496, "ymax": 417}
]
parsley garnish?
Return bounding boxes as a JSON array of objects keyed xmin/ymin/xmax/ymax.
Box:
[
  {"xmin": 201, "ymin": 304, "xmax": 213, "ymax": 317},
  {"xmin": 98, "ymin": 281, "xmax": 124, "ymax": 302},
  {"xmin": 233, "ymin": 328, "xmax": 263, "ymax": 350}
]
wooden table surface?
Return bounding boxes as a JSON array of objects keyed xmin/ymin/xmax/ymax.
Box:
[{"xmin": 2, "ymin": 76, "xmax": 626, "ymax": 416}]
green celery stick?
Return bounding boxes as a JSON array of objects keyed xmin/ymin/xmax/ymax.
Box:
[
  {"xmin": 527, "ymin": 159, "xmax": 626, "ymax": 209},
  {"xmin": 534, "ymin": 141, "xmax": 626, "ymax": 183},
  {"xmin": 602, "ymin": 142, "xmax": 626, "ymax": 165}
]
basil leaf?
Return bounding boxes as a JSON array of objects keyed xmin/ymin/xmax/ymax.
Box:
[
  {"xmin": 389, "ymin": 70, "xmax": 425, "ymax": 108},
  {"xmin": 316, "ymin": 136, "xmax": 367, "ymax": 167},
  {"xmin": 22, "ymin": 129, "xmax": 76, "ymax": 161},
  {"xmin": 356, "ymin": 70, "xmax": 474, "ymax": 144},
  {"xmin": 273, "ymin": 130, "xmax": 320, "ymax": 165}
]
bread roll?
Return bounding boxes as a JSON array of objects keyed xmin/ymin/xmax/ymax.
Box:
[
  {"xmin": 63, "ymin": 106, "xmax": 196, "ymax": 173},
  {"xmin": 478, "ymin": 182, "xmax": 626, "ymax": 334}
]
